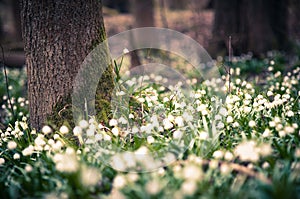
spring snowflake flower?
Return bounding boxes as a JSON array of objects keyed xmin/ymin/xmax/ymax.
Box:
[
  {"xmin": 163, "ymin": 118, "xmax": 173, "ymax": 130},
  {"xmin": 0, "ymin": 158, "xmax": 5, "ymax": 165},
  {"xmin": 59, "ymin": 125, "xmax": 69, "ymax": 134},
  {"xmin": 220, "ymin": 163, "xmax": 231, "ymax": 175},
  {"xmin": 217, "ymin": 122, "xmax": 224, "ymax": 129},
  {"xmin": 13, "ymin": 153, "xmax": 20, "ymax": 160},
  {"xmin": 7, "ymin": 141, "xmax": 17, "ymax": 150},
  {"xmin": 109, "ymin": 119, "xmax": 118, "ymax": 127},
  {"xmin": 248, "ymin": 120, "xmax": 256, "ymax": 128},
  {"xmin": 104, "ymin": 134, "xmax": 111, "ymax": 141},
  {"xmin": 181, "ymin": 180, "xmax": 197, "ymax": 195},
  {"xmin": 146, "ymin": 179, "xmax": 161, "ymax": 195},
  {"xmin": 262, "ymin": 128, "xmax": 271, "ymax": 137},
  {"xmin": 42, "ymin": 125, "xmax": 52, "ymax": 134},
  {"xmin": 54, "ymin": 152, "xmax": 79, "ymax": 173},
  {"xmin": 22, "ymin": 145, "xmax": 34, "ymax": 156},
  {"xmin": 79, "ymin": 120, "xmax": 89, "ymax": 129},
  {"xmin": 213, "ymin": 150, "xmax": 224, "ymax": 159},
  {"xmin": 81, "ymin": 166, "xmax": 101, "ymax": 187},
  {"xmin": 224, "ymin": 151, "xmax": 234, "ymax": 161},
  {"xmin": 183, "ymin": 165, "xmax": 202, "ymax": 181},
  {"xmin": 35, "ymin": 136, "xmax": 46, "ymax": 147},
  {"xmin": 219, "ymin": 107, "xmax": 228, "ymax": 116},
  {"xmin": 286, "ymin": 110, "xmax": 294, "ymax": 117},
  {"xmin": 234, "ymin": 141, "xmax": 259, "ymax": 162},
  {"xmin": 257, "ymin": 144, "xmax": 272, "ymax": 157},
  {"xmin": 182, "ymin": 111, "xmax": 193, "ymax": 122},
  {"xmin": 226, "ymin": 116, "xmax": 234, "ymax": 123},
  {"xmin": 284, "ymin": 126, "xmax": 295, "ymax": 134},
  {"xmin": 113, "ymin": 175, "xmax": 126, "ymax": 189},
  {"xmin": 25, "ymin": 165, "xmax": 33, "ymax": 172},
  {"xmin": 147, "ymin": 136, "xmax": 155, "ymax": 144},
  {"xmin": 73, "ymin": 126, "xmax": 82, "ymax": 136},
  {"xmin": 173, "ymin": 130, "xmax": 183, "ymax": 139},
  {"xmin": 199, "ymin": 131, "xmax": 208, "ymax": 140}
]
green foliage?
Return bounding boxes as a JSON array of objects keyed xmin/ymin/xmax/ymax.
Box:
[{"xmin": 0, "ymin": 53, "xmax": 300, "ymax": 198}]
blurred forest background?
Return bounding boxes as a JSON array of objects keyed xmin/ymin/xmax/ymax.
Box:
[{"xmin": 0, "ymin": 0, "xmax": 300, "ymax": 68}]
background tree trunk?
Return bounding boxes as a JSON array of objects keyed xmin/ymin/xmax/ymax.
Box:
[
  {"xmin": 21, "ymin": 0, "xmax": 112, "ymax": 130},
  {"xmin": 130, "ymin": 0, "xmax": 155, "ymax": 68},
  {"xmin": 209, "ymin": 0, "xmax": 289, "ymax": 57},
  {"xmin": 12, "ymin": 0, "xmax": 22, "ymax": 42}
]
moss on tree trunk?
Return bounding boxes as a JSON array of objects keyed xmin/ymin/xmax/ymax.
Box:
[{"xmin": 21, "ymin": 0, "xmax": 114, "ymax": 130}]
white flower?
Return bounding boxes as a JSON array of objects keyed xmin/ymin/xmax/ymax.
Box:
[
  {"xmin": 59, "ymin": 125, "xmax": 69, "ymax": 134},
  {"xmin": 183, "ymin": 165, "xmax": 202, "ymax": 181},
  {"xmin": 42, "ymin": 125, "xmax": 52, "ymax": 134},
  {"xmin": 53, "ymin": 134, "xmax": 60, "ymax": 140},
  {"xmin": 109, "ymin": 119, "xmax": 118, "ymax": 126},
  {"xmin": 173, "ymin": 130, "xmax": 183, "ymax": 139},
  {"xmin": 278, "ymin": 130, "xmax": 286, "ymax": 137},
  {"xmin": 257, "ymin": 144, "xmax": 272, "ymax": 157},
  {"xmin": 262, "ymin": 162, "xmax": 270, "ymax": 169},
  {"xmin": 25, "ymin": 165, "xmax": 33, "ymax": 172},
  {"xmin": 286, "ymin": 110, "xmax": 294, "ymax": 117},
  {"xmin": 213, "ymin": 150, "xmax": 223, "ymax": 159},
  {"xmin": 95, "ymin": 134, "xmax": 103, "ymax": 141},
  {"xmin": 175, "ymin": 116, "xmax": 184, "ymax": 127},
  {"xmin": 35, "ymin": 136, "xmax": 46, "ymax": 146},
  {"xmin": 234, "ymin": 141, "xmax": 259, "ymax": 162},
  {"xmin": 13, "ymin": 153, "xmax": 20, "ymax": 159},
  {"xmin": 22, "ymin": 145, "xmax": 34, "ymax": 156},
  {"xmin": 269, "ymin": 121, "xmax": 276, "ymax": 127},
  {"xmin": 54, "ymin": 153, "xmax": 78, "ymax": 173},
  {"xmin": 104, "ymin": 134, "xmax": 111, "ymax": 141},
  {"xmin": 220, "ymin": 163, "xmax": 231, "ymax": 174},
  {"xmin": 0, "ymin": 158, "xmax": 5, "ymax": 165},
  {"xmin": 116, "ymin": 91, "xmax": 126, "ymax": 96},
  {"xmin": 146, "ymin": 180, "xmax": 161, "ymax": 195},
  {"xmin": 262, "ymin": 128, "xmax": 271, "ymax": 137},
  {"xmin": 224, "ymin": 151, "xmax": 234, "ymax": 161},
  {"xmin": 73, "ymin": 126, "xmax": 82, "ymax": 136},
  {"xmin": 181, "ymin": 180, "xmax": 197, "ymax": 195},
  {"xmin": 199, "ymin": 131, "xmax": 208, "ymax": 140},
  {"xmin": 86, "ymin": 128, "xmax": 94, "ymax": 137},
  {"xmin": 284, "ymin": 126, "xmax": 295, "ymax": 134},
  {"xmin": 217, "ymin": 122, "xmax": 224, "ymax": 129},
  {"xmin": 123, "ymin": 48, "xmax": 129, "ymax": 54},
  {"xmin": 243, "ymin": 106, "xmax": 252, "ymax": 113},
  {"xmin": 7, "ymin": 141, "xmax": 17, "ymax": 150},
  {"xmin": 113, "ymin": 175, "xmax": 126, "ymax": 189},
  {"xmin": 182, "ymin": 111, "xmax": 193, "ymax": 122},
  {"xmin": 163, "ymin": 118, "xmax": 173, "ymax": 130},
  {"xmin": 79, "ymin": 120, "xmax": 89, "ymax": 129},
  {"xmin": 248, "ymin": 120, "xmax": 256, "ymax": 128},
  {"xmin": 219, "ymin": 107, "xmax": 228, "ymax": 116},
  {"xmin": 81, "ymin": 166, "xmax": 101, "ymax": 187},
  {"xmin": 226, "ymin": 116, "xmax": 233, "ymax": 123},
  {"xmin": 147, "ymin": 136, "xmax": 155, "ymax": 144}
]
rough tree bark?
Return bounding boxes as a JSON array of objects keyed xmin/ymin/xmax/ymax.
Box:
[
  {"xmin": 21, "ymin": 0, "xmax": 113, "ymax": 130},
  {"xmin": 209, "ymin": 0, "xmax": 289, "ymax": 56}
]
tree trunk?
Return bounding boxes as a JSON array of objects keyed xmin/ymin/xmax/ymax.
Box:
[
  {"xmin": 21, "ymin": 0, "xmax": 112, "ymax": 130},
  {"xmin": 130, "ymin": 0, "xmax": 155, "ymax": 68},
  {"xmin": 210, "ymin": 0, "xmax": 289, "ymax": 57},
  {"xmin": 12, "ymin": 0, "xmax": 23, "ymax": 42}
]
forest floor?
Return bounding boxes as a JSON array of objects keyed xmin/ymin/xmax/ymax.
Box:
[{"xmin": 103, "ymin": 9, "xmax": 214, "ymax": 49}]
